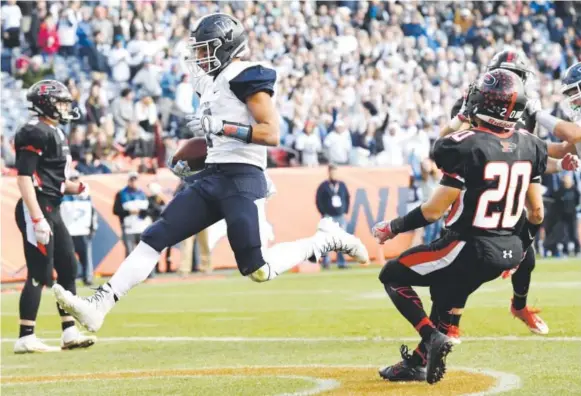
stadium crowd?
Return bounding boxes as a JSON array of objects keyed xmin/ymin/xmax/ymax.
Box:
[{"xmin": 1, "ymin": 0, "xmax": 580, "ymax": 255}]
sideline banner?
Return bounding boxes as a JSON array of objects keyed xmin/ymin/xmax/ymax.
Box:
[{"xmin": 1, "ymin": 167, "xmax": 413, "ymax": 283}]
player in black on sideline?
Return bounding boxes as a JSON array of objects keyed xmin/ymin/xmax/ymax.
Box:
[
  {"xmin": 440, "ymin": 51, "xmax": 580, "ymax": 340},
  {"xmin": 13, "ymin": 80, "xmax": 96, "ymax": 353},
  {"xmin": 372, "ymin": 69, "xmax": 548, "ymax": 384}
]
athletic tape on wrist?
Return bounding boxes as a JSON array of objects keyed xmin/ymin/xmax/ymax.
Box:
[{"xmin": 222, "ymin": 121, "xmax": 253, "ymax": 143}]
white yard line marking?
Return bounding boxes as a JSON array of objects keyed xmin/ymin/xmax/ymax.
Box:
[
  {"xmin": 460, "ymin": 368, "xmax": 521, "ymax": 396},
  {"xmin": 1, "ymin": 335, "xmax": 580, "ymax": 343},
  {"xmin": 0, "ymin": 365, "xmax": 519, "ymax": 395}
]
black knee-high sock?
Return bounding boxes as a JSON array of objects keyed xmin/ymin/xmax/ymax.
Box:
[
  {"xmin": 19, "ymin": 278, "xmax": 43, "ymax": 322},
  {"xmin": 19, "ymin": 278, "xmax": 43, "ymax": 337},
  {"xmin": 385, "ymin": 283, "xmax": 435, "ymax": 340},
  {"xmin": 512, "ymin": 246, "xmax": 535, "ymax": 310}
]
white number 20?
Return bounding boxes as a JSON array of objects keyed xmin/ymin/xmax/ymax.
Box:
[{"xmin": 473, "ymin": 162, "xmax": 532, "ymax": 229}]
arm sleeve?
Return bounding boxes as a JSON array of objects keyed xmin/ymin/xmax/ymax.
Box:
[
  {"xmin": 14, "ymin": 126, "xmax": 47, "ymax": 176},
  {"xmin": 531, "ymin": 138, "xmax": 548, "ymax": 184},
  {"xmin": 229, "ymin": 65, "xmax": 277, "ymax": 103},
  {"xmin": 432, "ymin": 137, "xmax": 467, "ymax": 189}
]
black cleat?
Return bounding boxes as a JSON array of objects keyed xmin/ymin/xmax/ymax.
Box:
[
  {"xmin": 379, "ymin": 345, "xmax": 427, "ymax": 382},
  {"xmin": 426, "ymin": 331, "xmax": 454, "ymax": 384}
]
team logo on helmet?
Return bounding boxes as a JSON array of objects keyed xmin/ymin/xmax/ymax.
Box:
[
  {"xmin": 214, "ymin": 19, "xmax": 234, "ymax": 42},
  {"xmin": 38, "ymin": 83, "xmax": 57, "ymax": 95},
  {"xmin": 482, "ymin": 73, "xmax": 496, "ymax": 86}
]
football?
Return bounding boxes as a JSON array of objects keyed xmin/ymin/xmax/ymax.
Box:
[{"xmin": 172, "ymin": 137, "xmax": 208, "ymax": 171}]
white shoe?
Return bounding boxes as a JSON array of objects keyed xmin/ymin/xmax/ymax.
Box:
[
  {"xmin": 315, "ymin": 218, "xmax": 369, "ymax": 264},
  {"xmin": 14, "ymin": 334, "xmax": 60, "ymax": 354},
  {"xmin": 61, "ymin": 326, "xmax": 97, "ymax": 350},
  {"xmin": 52, "ymin": 284, "xmax": 116, "ymax": 333}
]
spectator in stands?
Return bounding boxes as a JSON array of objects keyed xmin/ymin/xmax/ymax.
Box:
[
  {"xmin": 57, "ymin": 8, "xmax": 77, "ymax": 58},
  {"xmin": 75, "ymin": 151, "xmax": 111, "ymax": 175},
  {"xmin": 132, "ymin": 58, "xmax": 162, "ymax": 99},
  {"xmin": 324, "ymin": 120, "xmax": 352, "ymax": 165},
  {"xmin": 113, "ymin": 172, "xmax": 151, "ymax": 258},
  {"xmin": 15, "ymin": 55, "xmax": 54, "ymax": 89},
  {"xmin": 552, "ymin": 174, "xmax": 580, "ymax": 256},
  {"xmin": 37, "ymin": 14, "xmax": 60, "ymax": 58},
  {"xmin": 91, "ymin": 6, "xmax": 113, "ymax": 45},
  {"xmin": 175, "ymin": 74, "xmax": 194, "ymax": 117},
  {"xmin": 111, "ymin": 88, "xmax": 135, "ymax": 145},
  {"xmin": 87, "ymin": 31, "xmax": 110, "ymax": 79},
  {"xmin": 108, "ymin": 38, "xmax": 131, "ymax": 85},
  {"xmin": 1, "ymin": 0, "xmax": 22, "ymax": 49},
  {"xmin": 61, "ymin": 171, "xmax": 98, "ymax": 286},
  {"xmin": 85, "ymin": 81, "xmax": 107, "ymax": 136},
  {"xmin": 1, "ymin": 133, "xmax": 16, "ymax": 168},
  {"xmin": 294, "ymin": 120, "xmax": 322, "ymax": 167},
  {"xmin": 160, "ymin": 63, "xmax": 180, "ymax": 127},
  {"xmin": 316, "ymin": 165, "xmax": 351, "ymax": 269},
  {"xmin": 69, "ymin": 126, "xmax": 88, "ymax": 161}
]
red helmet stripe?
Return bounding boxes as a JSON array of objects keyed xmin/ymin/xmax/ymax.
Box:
[{"xmin": 505, "ymin": 91, "xmax": 518, "ymax": 120}]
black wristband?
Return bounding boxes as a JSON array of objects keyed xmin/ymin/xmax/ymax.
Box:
[
  {"xmin": 519, "ymin": 219, "xmax": 541, "ymax": 251},
  {"xmin": 222, "ymin": 121, "xmax": 253, "ymax": 143},
  {"xmin": 390, "ymin": 206, "xmax": 432, "ymax": 234}
]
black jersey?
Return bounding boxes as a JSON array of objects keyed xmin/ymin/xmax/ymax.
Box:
[
  {"xmin": 433, "ymin": 127, "xmax": 547, "ymax": 237},
  {"xmin": 14, "ymin": 119, "xmax": 72, "ymax": 201},
  {"xmin": 451, "ymin": 95, "xmax": 537, "ymax": 133}
]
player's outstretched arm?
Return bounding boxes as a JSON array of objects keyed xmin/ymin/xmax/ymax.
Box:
[
  {"xmin": 536, "ymin": 111, "xmax": 581, "ymax": 143},
  {"xmin": 246, "ymin": 91, "xmax": 280, "ymax": 147},
  {"xmin": 372, "ymin": 185, "xmax": 460, "ymax": 244},
  {"xmin": 545, "ymin": 152, "xmax": 580, "ymax": 173}
]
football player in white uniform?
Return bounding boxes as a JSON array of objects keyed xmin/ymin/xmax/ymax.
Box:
[
  {"xmin": 533, "ymin": 61, "xmax": 581, "ymax": 157},
  {"xmin": 53, "ymin": 13, "xmax": 368, "ymax": 333}
]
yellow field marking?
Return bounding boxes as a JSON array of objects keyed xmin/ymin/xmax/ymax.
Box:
[{"xmin": 1, "ymin": 366, "xmax": 500, "ymax": 395}]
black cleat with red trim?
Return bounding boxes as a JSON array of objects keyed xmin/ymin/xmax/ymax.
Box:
[
  {"xmin": 379, "ymin": 345, "xmax": 427, "ymax": 382},
  {"xmin": 426, "ymin": 331, "xmax": 454, "ymax": 385}
]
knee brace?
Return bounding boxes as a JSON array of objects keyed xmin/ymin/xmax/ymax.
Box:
[{"xmin": 248, "ymin": 263, "xmax": 274, "ymax": 283}]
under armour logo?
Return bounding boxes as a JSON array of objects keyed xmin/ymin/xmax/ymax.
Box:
[{"xmin": 503, "ymin": 250, "xmax": 513, "ymax": 259}]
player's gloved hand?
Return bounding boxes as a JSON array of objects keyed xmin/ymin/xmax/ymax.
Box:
[
  {"xmin": 166, "ymin": 156, "xmax": 194, "ymax": 179},
  {"xmin": 372, "ymin": 220, "xmax": 397, "ymax": 244},
  {"xmin": 558, "ymin": 153, "xmax": 580, "ymax": 171},
  {"xmin": 32, "ymin": 217, "xmax": 52, "ymax": 245},
  {"xmin": 77, "ymin": 182, "xmax": 90, "ymax": 199},
  {"xmin": 501, "ymin": 265, "xmax": 519, "ymax": 279},
  {"xmin": 457, "ymin": 83, "xmax": 473, "ymax": 123},
  {"xmin": 186, "ymin": 115, "xmax": 224, "ymax": 137},
  {"xmin": 522, "ymin": 99, "xmax": 541, "ymax": 133}
]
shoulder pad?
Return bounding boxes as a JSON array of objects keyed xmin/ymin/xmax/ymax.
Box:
[{"xmin": 229, "ymin": 63, "xmax": 277, "ymax": 102}]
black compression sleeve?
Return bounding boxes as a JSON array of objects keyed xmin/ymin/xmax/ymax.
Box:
[
  {"xmin": 16, "ymin": 150, "xmax": 40, "ymax": 176},
  {"xmin": 390, "ymin": 206, "xmax": 433, "ymax": 234}
]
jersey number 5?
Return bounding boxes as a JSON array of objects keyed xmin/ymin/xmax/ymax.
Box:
[{"xmin": 474, "ymin": 162, "xmax": 532, "ymax": 229}]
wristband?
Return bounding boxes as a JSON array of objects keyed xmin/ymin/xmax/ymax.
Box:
[
  {"xmin": 222, "ymin": 121, "xmax": 253, "ymax": 143},
  {"xmin": 390, "ymin": 206, "xmax": 432, "ymax": 234},
  {"xmin": 536, "ymin": 111, "xmax": 560, "ymax": 134},
  {"xmin": 556, "ymin": 159, "xmax": 563, "ymax": 172}
]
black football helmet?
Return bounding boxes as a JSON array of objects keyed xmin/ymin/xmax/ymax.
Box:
[
  {"xmin": 561, "ymin": 61, "xmax": 581, "ymax": 121},
  {"xmin": 186, "ymin": 13, "xmax": 248, "ymax": 77},
  {"xmin": 487, "ymin": 50, "xmax": 531, "ymax": 83},
  {"xmin": 27, "ymin": 80, "xmax": 79, "ymax": 124},
  {"xmin": 466, "ymin": 69, "xmax": 528, "ymax": 130}
]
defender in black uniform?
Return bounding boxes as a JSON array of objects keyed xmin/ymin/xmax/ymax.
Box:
[
  {"xmin": 440, "ymin": 51, "xmax": 580, "ymax": 342},
  {"xmin": 13, "ymin": 80, "xmax": 96, "ymax": 353},
  {"xmin": 373, "ymin": 69, "xmax": 547, "ymax": 384}
]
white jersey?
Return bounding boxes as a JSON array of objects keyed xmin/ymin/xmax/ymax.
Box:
[{"xmin": 194, "ymin": 61, "xmax": 277, "ymax": 170}]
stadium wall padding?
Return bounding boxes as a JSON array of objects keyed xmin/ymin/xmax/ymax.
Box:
[{"xmin": 1, "ymin": 167, "xmax": 414, "ymax": 282}]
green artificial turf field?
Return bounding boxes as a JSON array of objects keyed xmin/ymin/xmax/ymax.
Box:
[{"xmin": 1, "ymin": 259, "xmax": 580, "ymax": 395}]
